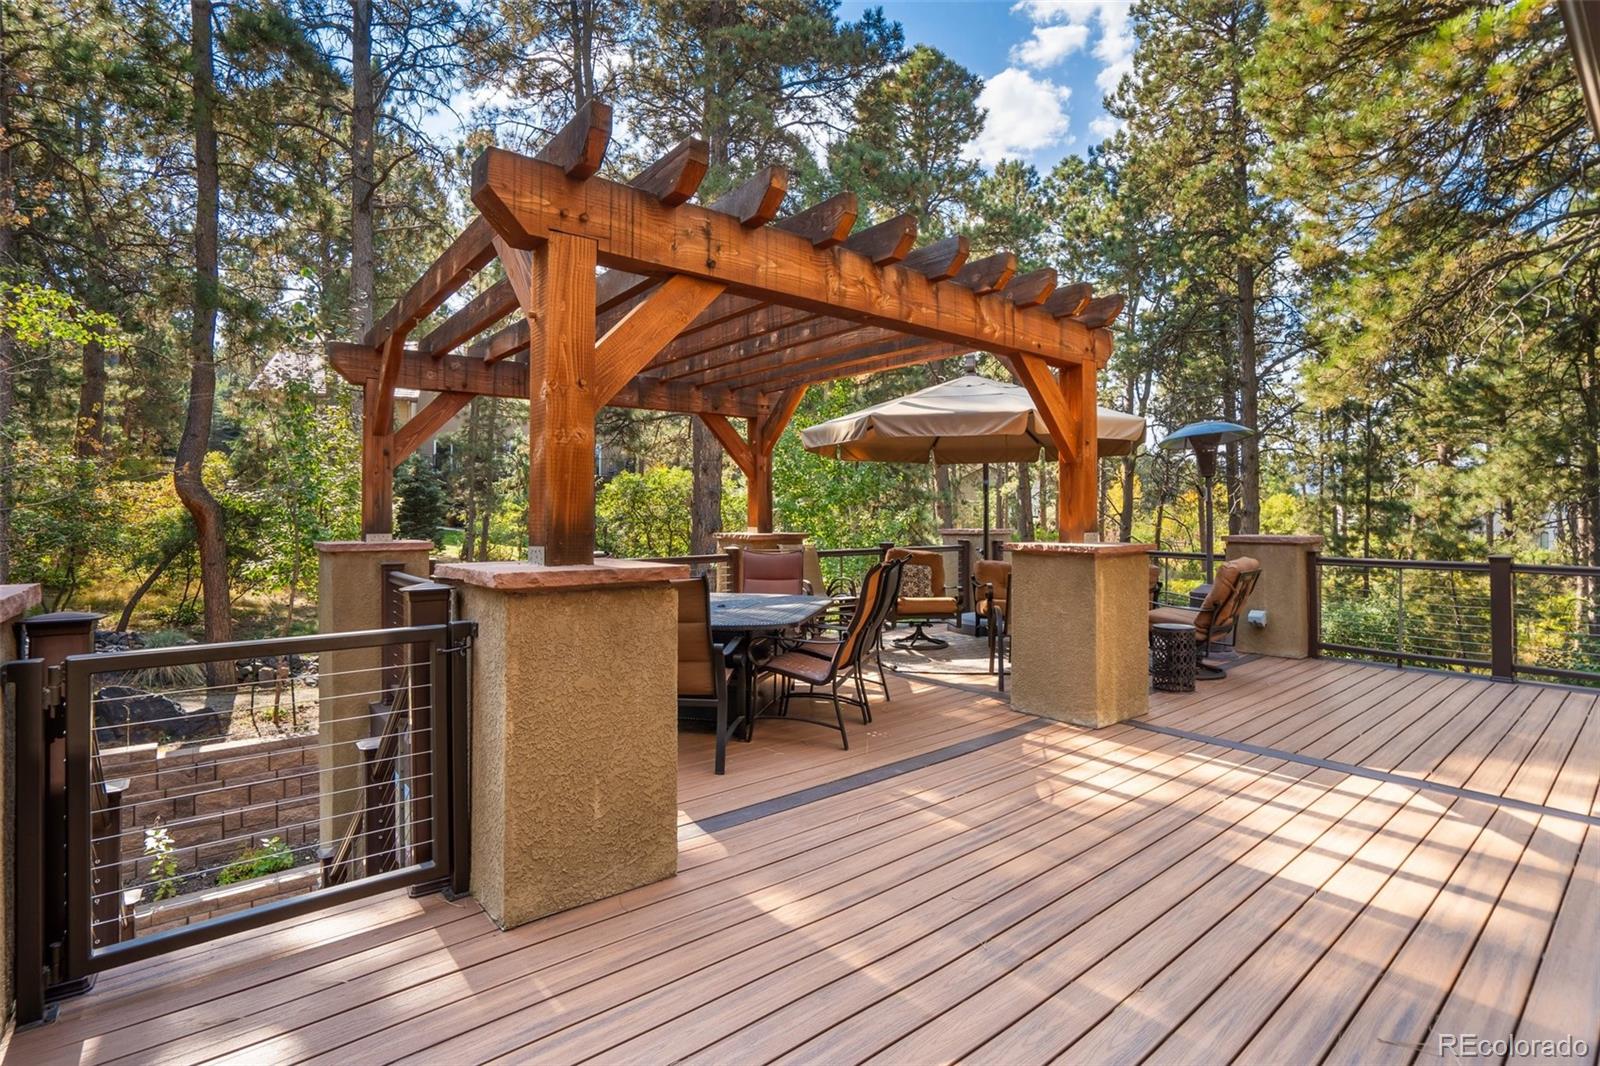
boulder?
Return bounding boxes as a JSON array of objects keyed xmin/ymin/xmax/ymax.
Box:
[{"xmin": 94, "ymin": 686, "xmax": 227, "ymax": 746}]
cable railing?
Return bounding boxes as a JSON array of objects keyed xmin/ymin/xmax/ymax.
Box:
[
  {"xmin": 1312, "ymin": 554, "xmax": 1600, "ymax": 686},
  {"xmin": 5, "ymin": 589, "xmax": 473, "ymax": 1026}
]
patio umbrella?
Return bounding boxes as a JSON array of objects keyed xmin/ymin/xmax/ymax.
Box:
[
  {"xmin": 800, "ymin": 374, "xmax": 1147, "ymax": 555},
  {"xmin": 1158, "ymin": 420, "xmax": 1254, "ymax": 583}
]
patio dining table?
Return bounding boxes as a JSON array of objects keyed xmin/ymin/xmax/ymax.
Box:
[{"xmin": 708, "ymin": 592, "xmax": 834, "ymax": 745}]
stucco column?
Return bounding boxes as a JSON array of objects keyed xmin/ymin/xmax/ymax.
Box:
[
  {"xmin": 433, "ymin": 558, "xmax": 686, "ymax": 929},
  {"xmin": 1224, "ymin": 534, "xmax": 1325, "ymax": 659},
  {"xmin": 1, "ymin": 583, "xmax": 43, "ymax": 1029},
  {"xmin": 1006, "ymin": 542, "xmax": 1151, "ymax": 728},
  {"xmin": 315, "ymin": 541, "xmax": 432, "ymax": 851}
]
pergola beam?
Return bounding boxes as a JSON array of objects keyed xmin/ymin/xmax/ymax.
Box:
[
  {"xmin": 472, "ymin": 149, "xmax": 1098, "ymax": 363},
  {"xmin": 327, "ymin": 342, "xmax": 759, "ymax": 416}
]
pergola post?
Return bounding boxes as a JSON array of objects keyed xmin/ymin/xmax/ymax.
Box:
[
  {"xmin": 523, "ymin": 233, "xmax": 599, "ymax": 565},
  {"xmin": 361, "ymin": 377, "xmax": 395, "ymax": 536},
  {"xmin": 1058, "ymin": 361, "xmax": 1099, "ymax": 540}
]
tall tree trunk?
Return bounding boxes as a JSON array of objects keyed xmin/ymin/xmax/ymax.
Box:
[
  {"xmin": 0, "ymin": 46, "xmax": 14, "ymax": 583},
  {"xmin": 1015, "ymin": 462, "xmax": 1033, "ymax": 540},
  {"xmin": 176, "ymin": 0, "xmax": 232, "ymax": 655},
  {"xmin": 690, "ymin": 418, "xmax": 723, "ymax": 552},
  {"xmin": 350, "ymin": 0, "xmax": 375, "ymax": 337},
  {"xmin": 76, "ymin": 337, "xmax": 107, "ymax": 457},
  {"xmin": 1230, "ymin": 67, "xmax": 1261, "ymax": 534}
]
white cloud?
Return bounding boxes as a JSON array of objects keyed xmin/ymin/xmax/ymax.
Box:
[
  {"xmin": 968, "ymin": 68, "xmax": 1072, "ymax": 165},
  {"xmin": 1009, "ymin": 0, "xmax": 1135, "ymax": 94},
  {"xmin": 1011, "ymin": 23, "xmax": 1090, "ymax": 69},
  {"xmin": 1089, "ymin": 115, "xmax": 1121, "ymax": 141}
]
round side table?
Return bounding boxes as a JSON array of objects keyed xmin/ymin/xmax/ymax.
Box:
[{"xmin": 1150, "ymin": 623, "xmax": 1198, "ymax": 693}]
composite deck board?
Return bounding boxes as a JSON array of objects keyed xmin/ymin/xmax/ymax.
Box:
[{"xmin": 7, "ymin": 658, "xmax": 1597, "ymax": 1066}]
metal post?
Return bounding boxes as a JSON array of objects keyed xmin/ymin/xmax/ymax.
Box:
[
  {"xmin": 955, "ymin": 538, "xmax": 974, "ymax": 616},
  {"xmin": 981, "ymin": 462, "xmax": 991, "ymax": 560},
  {"xmin": 1307, "ymin": 549, "xmax": 1322, "ymax": 658},
  {"xmin": 402, "ymin": 583, "xmax": 450, "ymax": 874},
  {"xmin": 20, "ymin": 611, "xmax": 99, "ymax": 1001},
  {"xmin": 6, "ymin": 658, "xmax": 51, "ymax": 1025},
  {"xmin": 1489, "ymin": 553, "xmax": 1515, "ymax": 679},
  {"xmin": 447, "ymin": 619, "xmax": 474, "ymax": 898}
]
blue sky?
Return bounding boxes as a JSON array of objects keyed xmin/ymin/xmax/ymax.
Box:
[{"xmin": 836, "ymin": 0, "xmax": 1133, "ymax": 171}]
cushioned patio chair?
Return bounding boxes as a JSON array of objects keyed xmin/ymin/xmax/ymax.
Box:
[
  {"xmin": 763, "ymin": 560, "xmax": 891, "ymax": 748},
  {"xmin": 973, "ymin": 559, "xmax": 1012, "ymax": 679},
  {"xmin": 738, "ymin": 549, "xmax": 812, "ymax": 595},
  {"xmin": 796, "ymin": 556, "xmax": 904, "ymax": 712},
  {"xmin": 885, "ymin": 547, "xmax": 959, "ymax": 649},
  {"xmin": 1148, "ymin": 556, "xmax": 1262, "ymax": 679},
  {"xmin": 673, "ymin": 573, "xmax": 742, "ymax": 774}
]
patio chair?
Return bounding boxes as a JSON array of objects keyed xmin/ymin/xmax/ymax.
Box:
[
  {"xmin": 738, "ymin": 549, "xmax": 812, "ymax": 595},
  {"xmin": 885, "ymin": 547, "xmax": 959, "ymax": 649},
  {"xmin": 972, "ymin": 559, "xmax": 1012, "ymax": 677},
  {"xmin": 673, "ymin": 573, "xmax": 742, "ymax": 774},
  {"xmin": 761, "ymin": 560, "xmax": 891, "ymax": 747},
  {"xmin": 1149, "ymin": 564, "xmax": 1162, "ymax": 606},
  {"xmin": 796, "ymin": 556, "xmax": 904, "ymax": 710},
  {"xmin": 1148, "ymin": 556, "xmax": 1262, "ymax": 679}
]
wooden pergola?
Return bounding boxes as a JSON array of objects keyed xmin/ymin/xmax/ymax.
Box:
[{"xmin": 329, "ymin": 101, "xmax": 1124, "ymax": 566}]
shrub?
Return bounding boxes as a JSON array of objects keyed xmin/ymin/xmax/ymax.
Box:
[
  {"xmin": 124, "ymin": 629, "xmax": 205, "ymax": 692},
  {"xmin": 217, "ymin": 836, "xmax": 295, "ymax": 885}
]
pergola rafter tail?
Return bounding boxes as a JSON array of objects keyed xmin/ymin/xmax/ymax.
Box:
[{"xmin": 337, "ymin": 99, "xmax": 1119, "ymax": 561}]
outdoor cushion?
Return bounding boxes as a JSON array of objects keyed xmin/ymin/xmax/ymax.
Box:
[
  {"xmin": 1149, "ymin": 605, "xmax": 1200, "ymax": 628},
  {"xmin": 902, "ymin": 563, "xmax": 934, "ymax": 597},
  {"xmin": 767, "ymin": 649, "xmax": 835, "ymax": 685},
  {"xmin": 898, "ymin": 595, "xmax": 959, "ymax": 616}
]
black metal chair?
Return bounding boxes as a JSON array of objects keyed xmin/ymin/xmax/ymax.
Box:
[{"xmin": 761, "ymin": 560, "xmax": 891, "ymax": 748}]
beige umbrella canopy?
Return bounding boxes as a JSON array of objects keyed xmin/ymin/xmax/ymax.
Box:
[{"xmin": 800, "ymin": 374, "xmax": 1146, "ymax": 463}]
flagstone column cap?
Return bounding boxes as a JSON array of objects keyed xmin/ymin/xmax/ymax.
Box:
[
  {"xmin": 0, "ymin": 583, "xmax": 42, "ymax": 622},
  {"xmin": 1005, "ymin": 541, "xmax": 1154, "ymax": 558},
  {"xmin": 434, "ymin": 558, "xmax": 688, "ymax": 591},
  {"xmin": 1224, "ymin": 534, "xmax": 1325, "ymax": 548},
  {"xmin": 315, "ymin": 539, "xmax": 435, "ymax": 553}
]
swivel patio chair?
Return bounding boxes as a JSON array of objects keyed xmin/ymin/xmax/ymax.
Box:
[
  {"xmin": 884, "ymin": 547, "xmax": 959, "ymax": 649},
  {"xmin": 1148, "ymin": 556, "xmax": 1261, "ymax": 679},
  {"xmin": 761, "ymin": 560, "xmax": 891, "ymax": 748},
  {"xmin": 673, "ymin": 573, "xmax": 742, "ymax": 774}
]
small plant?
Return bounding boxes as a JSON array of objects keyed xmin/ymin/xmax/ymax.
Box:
[
  {"xmin": 217, "ymin": 836, "xmax": 295, "ymax": 885},
  {"xmin": 124, "ymin": 629, "xmax": 205, "ymax": 692},
  {"xmin": 144, "ymin": 823, "xmax": 181, "ymax": 901}
]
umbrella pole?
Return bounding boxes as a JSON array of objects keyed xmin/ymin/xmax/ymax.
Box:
[{"xmin": 981, "ymin": 462, "xmax": 991, "ymax": 560}]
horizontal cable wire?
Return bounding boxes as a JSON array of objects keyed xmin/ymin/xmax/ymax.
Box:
[
  {"xmin": 94, "ymin": 818, "xmax": 434, "ymax": 905},
  {"xmin": 104, "ymin": 767, "xmax": 435, "ymax": 843}
]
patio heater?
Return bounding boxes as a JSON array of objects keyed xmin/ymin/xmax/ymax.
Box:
[{"xmin": 1158, "ymin": 421, "xmax": 1254, "ymax": 585}]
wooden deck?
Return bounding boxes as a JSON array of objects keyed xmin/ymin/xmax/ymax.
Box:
[{"xmin": 10, "ymin": 658, "xmax": 1600, "ymax": 1065}]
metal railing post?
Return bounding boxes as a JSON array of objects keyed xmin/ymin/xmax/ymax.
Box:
[
  {"xmin": 447, "ymin": 619, "xmax": 474, "ymax": 898},
  {"xmin": 6, "ymin": 657, "xmax": 51, "ymax": 1025},
  {"xmin": 1307, "ymin": 549, "xmax": 1322, "ymax": 658},
  {"xmin": 402, "ymin": 583, "xmax": 450, "ymax": 875},
  {"xmin": 1489, "ymin": 553, "xmax": 1516, "ymax": 679}
]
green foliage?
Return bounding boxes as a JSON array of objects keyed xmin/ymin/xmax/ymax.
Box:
[
  {"xmin": 829, "ymin": 44, "xmax": 984, "ymax": 235},
  {"xmin": 0, "ymin": 283, "xmax": 123, "ymax": 349},
  {"xmin": 396, "ymin": 456, "xmax": 449, "ymax": 546},
  {"xmin": 595, "ymin": 466, "xmax": 744, "ymax": 558},
  {"xmin": 217, "ymin": 836, "xmax": 294, "ymax": 885}
]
